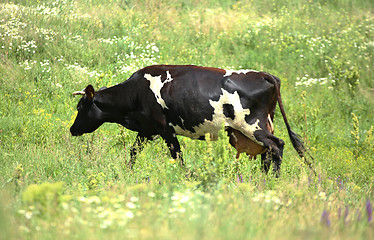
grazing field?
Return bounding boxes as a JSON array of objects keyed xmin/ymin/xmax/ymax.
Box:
[{"xmin": 1, "ymin": 0, "xmax": 373, "ymax": 239}]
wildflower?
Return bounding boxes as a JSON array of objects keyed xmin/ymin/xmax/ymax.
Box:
[
  {"xmin": 178, "ymin": 206, "xmax": 186, "ymax": 213},
  {"xmin": 100, "ymin": 219, "xmax": 112, "ymax": 229},
  {"xmin": 366, "ymin": 200, "xmax": 373, "ymax": 222},
  {"xmin": 148, "ymin": 192, "xmax": 156, "ymax": 198},
  {"xmin": 113, "ymin": 203, "xmax": 121, "ymax": 209},
  {"xmin": 62, "ymin": 202, "xmax": 69, "ymax": 210},
  {"xmin": 169, "ymin": 159, "xmax": 176, "ymax": 164},
  {"xmin": 236, "ymin": 173, "xmax": 243, "ymax": 183},
  {"xmin": 126, "ymin": 202, "xmax": 136, "ymax": 209},
  {"xmin": 87, "ymin": 196, "xmax": 101, "ymax": 204},
  {"xmin": 179, "ymin": 195, "xmax": 189, "ymax": 203},
  {"xmin": 265, "ymin": 193, "xmax": 271, "ymax": 203},
  {"xmin": 171, "ymin": 192, "xmax": 189, "ymax": 203},
  {"xmin": 171, "ymin": 194, "xmax": 179, "ymax": 201},
  {"xmin": 130, "ymin": 196, "xmax": 138, "ymax": 202},
  {"xmin": 25, "ymin": 210, "xmax": 33, "ymax": 219},
  {"xmin": 272, "ymin": 196, "xmax": 281, "ymax": 205},
  {"xmin": 125, "ymin": 210, "xmax": 134, "ymax": 219},
  {"xmin": 98, "ymin": 209, "xmax": 110, "ymax": 218},
  {"xmin": 318, "ymin": 192, "xmax": 327, "ymax": 201},
  {"xmin": 321, "ymin": 210, "xmax": 331, "ymax": 227}
]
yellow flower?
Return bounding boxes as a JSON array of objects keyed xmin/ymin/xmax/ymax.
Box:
[{"xmin": 169, "ymin": 159, "xmax": 176, "ymax": 164}]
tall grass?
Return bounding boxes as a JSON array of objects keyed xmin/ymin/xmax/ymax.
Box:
[{"xmin": 0, "ymin": 0, "xmax": 373, "ymax": 239}]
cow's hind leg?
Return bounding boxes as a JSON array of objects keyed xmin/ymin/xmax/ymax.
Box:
[
  {"xmin": 254, "ymin": 131, "xmax": 285, "ymax": 177},
  {"xmin": 261, "ymin": 151, "xmax": 271, "ymax": 174}
]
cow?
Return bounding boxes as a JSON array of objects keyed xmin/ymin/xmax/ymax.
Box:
[{"xmin": 70, "ymin": 65, "xmax": 315, "ymax": 176}]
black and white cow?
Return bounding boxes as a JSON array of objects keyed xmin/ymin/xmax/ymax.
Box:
[{"xmin": 70, "ymin": 65, "xmax": 314, "ymax": 176}]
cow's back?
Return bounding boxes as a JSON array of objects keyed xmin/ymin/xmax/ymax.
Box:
[{"xmin": 132, "ymin": 65, "xmax": 275, "ymax": 141}]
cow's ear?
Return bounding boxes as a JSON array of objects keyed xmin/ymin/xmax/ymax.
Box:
[{"xmin": 85, "ymin": 85, "xmax": 95, "ymax": 100}]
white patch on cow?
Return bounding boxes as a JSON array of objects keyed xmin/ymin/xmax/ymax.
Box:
[
  {"xmin": 144, "ymin": 71, "xmax": 173, "ymax": 109},
  {"xmin": 170, "ymin": 89, "xmax": 263, "ymax": 144},
  {"xmin": 268, "ymin": 114, "xmax": 274, "ymax": 132},
  {"xmin": 223, "ymin": 69, "xmax": 258, "ymax": 77},
  {"xmin": 179, "ymin": 116, "xmax": 185, "ymax": 125},
  {"xmin": 165, "ymin": 70, "xmax": 173, "ymax": 83}
]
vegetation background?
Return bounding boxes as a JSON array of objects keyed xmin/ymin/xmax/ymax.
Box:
[{"xmin": 0, "ymin": 0, "xmax": 373, "ymax": 239}]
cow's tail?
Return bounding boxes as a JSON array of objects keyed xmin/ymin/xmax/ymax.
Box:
[{"xmin": 266, "ymin": 74, "xmax": 316, "ymax": 176}]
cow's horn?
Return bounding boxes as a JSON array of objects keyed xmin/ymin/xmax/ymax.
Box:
[{"xmin": 72, "ymin": 90, "xmax": 85, "ymax": 96}]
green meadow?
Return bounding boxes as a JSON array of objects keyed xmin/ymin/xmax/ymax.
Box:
[{"xmin": 0, "ymin": 0, "xmax": 373, "ymax": 239}]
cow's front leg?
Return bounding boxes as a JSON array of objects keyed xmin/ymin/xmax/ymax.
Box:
[
  {"xmin": 161, "ymin": 130, "xmax": 184, "ymax": 167},
  {"xmin": 127, "ymin": 134, "xmax": 148, "ymax": 169},
  {"xmin": 272, "ymin": 138, "xmax": 284, "ymax": 178}
]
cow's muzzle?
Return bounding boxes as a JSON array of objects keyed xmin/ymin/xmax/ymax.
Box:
[{"xmin": 70, "ymin": 126, "xmax": 82, "ymax": 136}]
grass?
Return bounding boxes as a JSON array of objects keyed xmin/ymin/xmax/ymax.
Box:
[{"xmin": 0, "ymin": 0, "xmax": 373, "ymax": 239}]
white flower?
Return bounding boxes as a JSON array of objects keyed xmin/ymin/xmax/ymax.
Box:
[
  {"xmin": 25, "ymin": 211, "xmax": 33, "ymax": 219},
  {"xmin": 130, "ymin": 196, "xmax": 138, "ymax": 202},
  {"xmin": 126, "ymin": 202, "xmax": 136, "ymax": 209},
  {"xmin": 180, "ymin": 195, "xmax": 189, "ymax": 203},
  {"xmin": 125, "ymin": 211, "xmax": 134, "ymax": 219},
  {"xmin": 78, "ymin": 196, "xmax": 87, "ymax": 202},
  {"xmin": 272, "ymin": 196, "xmax": 281, "ymax": 205}
]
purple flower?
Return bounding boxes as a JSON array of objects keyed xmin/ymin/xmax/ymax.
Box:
[
  {"xmin": 366, "ymin": 200, "xmax": 373, "ymax": 223},
  {"xmin": 321, "ymin": 210, "xmax": 331, "ymax": 227}
]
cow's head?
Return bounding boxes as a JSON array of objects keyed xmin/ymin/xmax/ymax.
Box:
[{"xmin": 70, "ymin": 85, "xmax": 104, "ymax": 136}]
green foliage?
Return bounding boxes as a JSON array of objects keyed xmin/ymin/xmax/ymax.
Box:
[
  {"xmin": 0, "ymin": 0, "xmax": 373, "ymax": 239},
  {"xmin": 86, "ymin": 172, "xmax": 106, "ymax": 190},
  {"xmin": 194, "ymin": 132, "xmax": 227, "ymax": 190},
  {"xmin": 22, "ymin": 182, "xmax": 65, "ymax": 211},
  {"xmin": 326, "ymin": 57, "xmax": 360, "ymax": 95},
  {"xmin": 350, "ymin": 113, "xmax": 360, "ymax": 159}
]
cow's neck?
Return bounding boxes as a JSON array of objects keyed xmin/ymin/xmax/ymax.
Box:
[{"xmin": 94, "ymin": 83, "xmax": 137, "ymax": 124}]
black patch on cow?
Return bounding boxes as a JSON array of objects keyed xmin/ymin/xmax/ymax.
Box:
[
  {"xmin": 198, "ymin": 136, "xmax": 206, "ymax": 140},
  {"xmin": 223, "ymin": 104, "xmax": 235, "ymax": 120}
]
